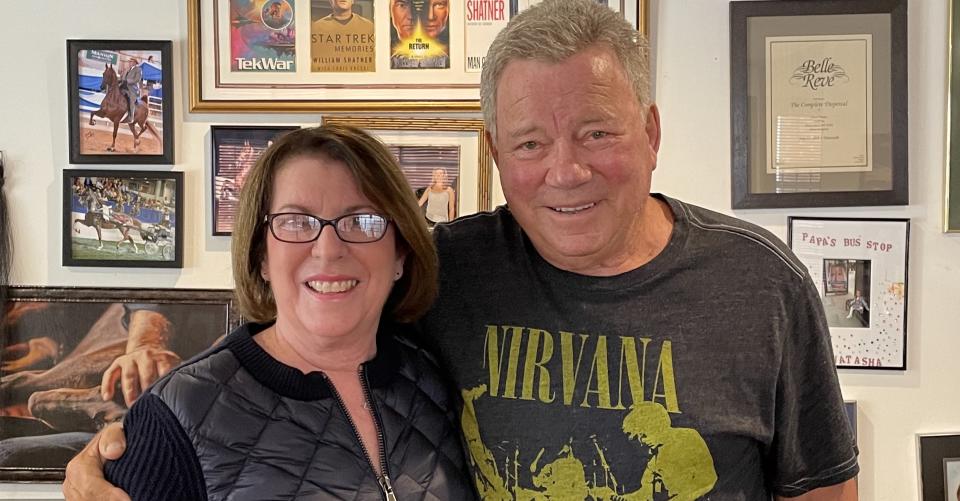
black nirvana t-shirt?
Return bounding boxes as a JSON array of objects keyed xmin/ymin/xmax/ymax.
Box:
[{"xmin": 419, "ymin": 195, "xmax": 858, "ymax": 500}]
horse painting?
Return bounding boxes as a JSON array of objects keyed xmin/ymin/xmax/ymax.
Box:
[{"xmin": 87, "ymin": 64, "xmax": 160, "ymax": 153}]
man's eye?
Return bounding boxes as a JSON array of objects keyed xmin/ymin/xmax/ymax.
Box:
[
  {"xmin": 590, "ymin": 131, "xmax": 608, "ymax": 139},
  {"xmin": 520, "ymin": 141, "xmax": 537, "ymax": 150}
]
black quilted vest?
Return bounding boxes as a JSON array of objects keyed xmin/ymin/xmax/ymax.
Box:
[{"xmin": 150, "ymin": 322, "xmax": 477, "ymax": 500}]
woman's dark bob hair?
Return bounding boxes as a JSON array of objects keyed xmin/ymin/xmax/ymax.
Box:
[{"xmin": 232, "ymin": 124, "xmax": 438, "ymax": 324}]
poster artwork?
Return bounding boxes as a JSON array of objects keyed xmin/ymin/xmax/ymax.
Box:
[
  {"xmin": 311, "ymin": 0, "xmax": 375, "ymax": 72},
  {"xmin": 465, "ymin": 0, "xmax": 507, "ymax": 72},
  {"xmin": 230, "ymin": 0, "xmax": 296, "ymax": 72},
  {"xmin": 390, "ymin": 0, "xmax": 450, "ymax": 69}
]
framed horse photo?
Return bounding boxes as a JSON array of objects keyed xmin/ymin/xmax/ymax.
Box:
[
  {"xmin": 67, "ymin": 40, "xmax": 174, "ymax": 164},
  {"xmin": 63, "ymin": 169, "xmax": 184, "ymax": 268}
]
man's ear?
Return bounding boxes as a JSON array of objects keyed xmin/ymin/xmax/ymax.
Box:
[
  {"xmin": 485, "ymin": 131, "xmax": 500, "ymax": 168},
  {"xmin": 645, "ymin": 104, "xmax": 662, "ymax": 153}
]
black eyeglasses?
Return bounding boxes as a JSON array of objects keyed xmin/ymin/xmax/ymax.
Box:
[{"xmin": 264, "ymin": 212, "xmax": 390, "ymax": 244}]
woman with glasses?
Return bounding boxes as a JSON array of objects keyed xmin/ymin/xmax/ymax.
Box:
[{"xmin": 93, "ymin": 125, "xmax": 475, "ymax": 500}]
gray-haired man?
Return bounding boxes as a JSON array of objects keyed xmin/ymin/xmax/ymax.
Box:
[{"xmin": 64, "ymin": 1, "xmax": 858, "ymax": 499}]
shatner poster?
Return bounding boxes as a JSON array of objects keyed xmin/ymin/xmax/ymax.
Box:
[
  {"xmin": 465, "ymin": 0, "xmax": 507, "ymax": 72},
  {"xmin": 230, "ymin": 0, "xmax": 296, "ymax": 72},
  {"xmin": 311, "ymin": 0, "xmax": 376, "ymax": 72},
  {"xmin": 390, "ymin": 0, "xmax": 450, "ymax": 69}
]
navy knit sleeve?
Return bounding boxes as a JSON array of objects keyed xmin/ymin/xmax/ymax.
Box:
[{"xmin": 104, "ymin": 393, "xmax": 207, "ymax": 501}]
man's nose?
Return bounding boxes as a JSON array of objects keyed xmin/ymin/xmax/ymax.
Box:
[{"xmin": 545, "ymin": 140, "xmax": 591, "ymax": 189}]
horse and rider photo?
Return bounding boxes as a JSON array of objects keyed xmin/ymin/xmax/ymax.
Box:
[
  {"xmin": 62, "ymin": 171, "xmax": 183, "ymax": 268},
  {"xmin": 67, "ymin": 40, "xmax": 174, "ymax": 164}
]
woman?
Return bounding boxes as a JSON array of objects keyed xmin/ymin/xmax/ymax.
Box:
[
  {"xmin": 417, "ymin": 168, "xmax": 456, "ymax": 228},
  {"xmin": 98, "ymin": 125, "xmax": 475, "ymax": 500}
]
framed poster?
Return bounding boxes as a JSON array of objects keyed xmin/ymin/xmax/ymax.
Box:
[
  {"xmin": 211, "ymin": 125, "xmax": 300, "ymax": 235},
  {"xmin": 188, "ymin": 0, "xmax": 648, "ymax": 112},
  {"xmin": 946, "ymin": 0, "xmax": 960, "ymax": 231},
  {"xmin": 730, "ymin": 0, "xmax": 907, "ymax": 208},
  {"xmin": 67, "ymin": 40, "xmax": 174, "ymax": 164},
  {"xmin": 788, "ymin": 217, "xmax": 909, "ymax": 370},
  {"xmin": 63, "ymin": 170, "xmax": 184, "ymax": 268},
  {"xmin": 917, "ymin": 433, "xmax": 960, "ymax": 501},
  {"xmin": 321, "ymin": 116, "xmax": 494, "ymax": 216},
  {"xmin": 0, "ymin": 286, "xmax": 241, "ymax": 481}
]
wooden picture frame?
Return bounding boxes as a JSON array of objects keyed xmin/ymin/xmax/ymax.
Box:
[
  {"xmin": 946, "ymin": 0, "xmax": 960, "ymax": 231},
  {"xmin": 730, "ymin": 0, "xmax": 908, "ymax": 208},
  {"xmin": 211, "ymin": 125, "xmax": 300, "ymax": 235},
  {"xmin": 63, "ymin": 170, "xmax": 184, "ymax": 268},
  {"xmin": 67, "ymin": 40, "xmax": 174, "ymax": 164},
  {"xmin": 0, "ymin": 286, "xmax": 241, "ymax": 481},
  {"xmin": 321, "ymin": 116, "xmax": 494, "ymax": 215},
  {"xmin": 188, "ymin": 0, "xmax": 648, "ymax": 112},
  {"xmin": 788, "ymin": 217, "xmax": 909, "ymax": 370}
]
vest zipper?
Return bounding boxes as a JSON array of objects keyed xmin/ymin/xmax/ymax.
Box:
[
  {"xmin": 360, "ymin": 367, "xmax": 395, "ymax": 501},
  {"xmin": 323, "ymin": 370, "xmax": 392, "ymax": 501}
]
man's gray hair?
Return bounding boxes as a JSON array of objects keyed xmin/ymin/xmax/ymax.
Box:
[{"xmin": 480, "ymin": 0, "xmax": 651, "ymax": 139}]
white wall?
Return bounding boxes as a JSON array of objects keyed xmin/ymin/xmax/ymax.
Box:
[{"xmin": 1, "ymin": 1, "xmax": 957, "ymax": 500}]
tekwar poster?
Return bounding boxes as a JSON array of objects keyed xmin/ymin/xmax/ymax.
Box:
[
  {"xmin": 390, "ymin": 0, "xmax": 450, "ymax": 69},
  {"xmin": 230, "ymin": 0, "xmax": 296, "ymax": 72}
]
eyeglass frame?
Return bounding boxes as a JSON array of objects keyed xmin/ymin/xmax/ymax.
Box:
[{"xmin": 262, "ymin": 212, "xmax": 392, "ymax": 244}]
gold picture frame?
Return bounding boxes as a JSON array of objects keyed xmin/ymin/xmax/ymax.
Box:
[
  {"xmin": 188, "ymin": 0, "xmax": 649, "ymax": 112},
  {"xmin": 322, "ymin": 116, "xmax": 493, "ymax": 214}
]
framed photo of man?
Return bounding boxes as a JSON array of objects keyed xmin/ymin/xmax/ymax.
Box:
[
  {"xmin": 63, "ymin": 170, "xmax": 184, "ymax": 268},
  {"xmin": 729, "ymin": 0, "xmax": 907, "ymax": 208},
  {"xmin": 67, "ymin": 40, "xmax": 174, "ymax": 164},
  {"xmin": 0, "ymin": 286, "xmax": 240, "ymax": 481},
  {"xmin": 211, "ymin": 125, "xmax": 300, "ymax": 235},
  {"xmin": 788, "ymin": 217, "xmax": 909, "ymax": 370}
]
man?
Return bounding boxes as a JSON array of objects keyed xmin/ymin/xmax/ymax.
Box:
[
  {"xmin": 423, "ymin": 0, "xmax": 448, "ymax": 40},
  {"xmin": 63, "ymin": 1, "xmax": 858, "ymax": 499},
  {"xmin": 118, "ymin": 58, "xmax": 141, "ymax": 125},
  {"xmin": 389, "ymin": 0, "xmax": 414, "ymax": 40}
]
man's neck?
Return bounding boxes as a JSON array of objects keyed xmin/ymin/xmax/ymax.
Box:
[{"xmin": 536, "ymin": 196, "xmax": 675, "ymax": 277}]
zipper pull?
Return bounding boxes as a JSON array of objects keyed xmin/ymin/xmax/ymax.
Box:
[{"xmin": 379, "ymin": 474, "xmax": 397, "ymax": 501}]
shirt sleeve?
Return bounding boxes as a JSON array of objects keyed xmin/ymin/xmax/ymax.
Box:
[
  {"xmin": 767, "ymin": 273, "xmax": 859, "ymax": 496},
  {"xmin": 104, "ymin": 393, "xmax": 207, "ymax": 501}
]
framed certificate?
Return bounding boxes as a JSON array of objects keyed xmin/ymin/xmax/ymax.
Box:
[{"xmin": 730, "ymin": 0, "xmax": 907, "ymax": 209}]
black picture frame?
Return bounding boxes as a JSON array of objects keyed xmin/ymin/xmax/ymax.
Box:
[
  {"xmin": 211, "ymin": 125, "xmax": 299, "ymax": 236},
  {"xmin": 917, "ymin": 433, "xmax": 960, "ymax": 501},
  {"xmin": 0, "ymin": 286, "xmax": 241, "ymax": 482},
  {"xmin": 730, "ymin": 0, "xmax": 908, "ymax": 209},
  {"xmin": 67, "ymin": 39, "xmax": 174, "ymax": 164},
  {"xmin": 63, "ymin": 169, "xmax": 184, "ymax": 268},
  {"xmin": 788, "ymin": 217, "xmax": 909, "ymax": 370}
]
